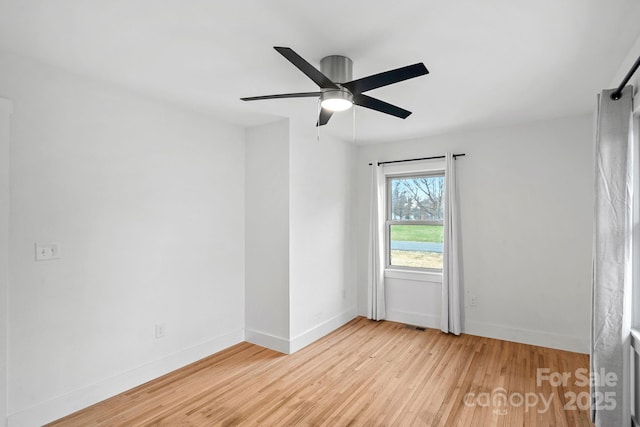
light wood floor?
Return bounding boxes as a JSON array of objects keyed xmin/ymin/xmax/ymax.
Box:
[{"xmin": 49, "ymin": 317, "xmax": 593, "ymax": 426}]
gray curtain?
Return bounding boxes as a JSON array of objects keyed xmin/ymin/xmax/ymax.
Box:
[{"xmin": 591, "ymin": 86, "xmax": 633, "ymax": 426}]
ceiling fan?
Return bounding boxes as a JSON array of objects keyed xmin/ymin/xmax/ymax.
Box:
[{"xmin": 241, "ymin": 47, "xmax": 429, "ymax": 126}]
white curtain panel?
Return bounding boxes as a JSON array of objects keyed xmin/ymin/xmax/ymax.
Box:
[
  {"xmin": 591, "ymin": 86, "xmax": 633, "ymax": 426},
  {"xmin": 367, "ymin": 162, "xmax": 386, "ymax": 321},
  {"xmin": 441, "ymin": 152, "xmax": 461, "ymax": 335}
]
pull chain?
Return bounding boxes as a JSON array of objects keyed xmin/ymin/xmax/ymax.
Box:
[
  {"xmin": 352, "ymin": 105, "xmax": 356, "ymax": 144},
  {"xmin": 317, "ymin": 99, "xmax": 321, "ymax": 143}
]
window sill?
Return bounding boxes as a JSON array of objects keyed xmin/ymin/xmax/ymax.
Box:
[{"xmin": 384, "ymin": 268, "xmax": 443, "ymax": 283}]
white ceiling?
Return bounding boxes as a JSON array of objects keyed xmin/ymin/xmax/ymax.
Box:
[{"xmin": 0, "ymin": 1, "xmax": 639, "ymax": 144}]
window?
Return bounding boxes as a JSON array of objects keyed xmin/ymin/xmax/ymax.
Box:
[{"xmin": 387, "ymin": 173, "xmax": 444, "ymax": 270}]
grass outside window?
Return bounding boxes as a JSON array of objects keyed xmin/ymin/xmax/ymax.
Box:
[{"xmin": 389, "ymin": 224, "xmax": 443, "ymax": 269}]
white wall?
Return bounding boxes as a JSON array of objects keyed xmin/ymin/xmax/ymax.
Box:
[
  {"xmin": 245, "ymin": 120, "xmax": 290, "ymax": 353},
  {"xmin": 611, "ymin": 34, "xmax": 640, "ymax": 92},
  {"xmin": 0, "ymin": 98, "xmax": 13, "ymax": 427},
  {"xmin": 356, "ymin": 114, "xmax": 594, "ymax": 353},
  {"xmin": 244, "ymin": 120, "xmax": 358, "ymax": 354},
  {"xmin": 289, "ymin": 123, "xmax": 357, "ymax": 352},
  {"xmin": 0, "ymin": 51, "xmax": 246, "ymax": 426}
]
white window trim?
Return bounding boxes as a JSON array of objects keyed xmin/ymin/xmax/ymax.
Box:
[
  {"xmin": 385, "ymin": 268, "xmax": 442, "ymax": 283},
  {"xmin": 381, "ymin": 159, "xmax": 446, "ymax": 277}
]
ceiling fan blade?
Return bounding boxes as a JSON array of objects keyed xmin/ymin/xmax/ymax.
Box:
[
  {"xmin": 241, "ymin": 92, "xmax": 321, "ymax": 101},
  {"xmin": 316, "ymin": 108, "xmax": 334, "ymax": 126},
  {"xmin": 274, "ymin": 47, "xmax": 339, "ymax": 90},
  {"xmin": 343, "ymin": 63, "xmax": 428, "ymax": 94},
  {"xmin": 353, "ymin": 93, "xmax": 412, "ymax": 119}
]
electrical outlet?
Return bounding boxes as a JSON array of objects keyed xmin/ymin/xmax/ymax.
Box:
[
  {"xmin": 469, "ymin": 296, "xmax": 478, "ymax": 307},
  {"xmin": 35, "ymin": 242, "xmax": 61, "ymax": 261},
  {"xmin": 155, "ymin": 323, "xmax": 167, "ymax": 339}
]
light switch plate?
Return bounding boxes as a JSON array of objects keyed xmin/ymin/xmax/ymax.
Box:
[{"xmin": 35, "ymin": 242, "xmax": 61, "ymax": 261}]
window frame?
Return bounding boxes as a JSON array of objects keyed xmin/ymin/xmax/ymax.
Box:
[{"xmin": 385, "ymin": 171, "xmax": 445, "ymax": 272}]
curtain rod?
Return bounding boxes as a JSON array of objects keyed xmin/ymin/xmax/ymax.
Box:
[
  {"xmin": 611, "ymin": 55, "xmax": 640, "ymax": 100},
  {"xmin": 368, "ymin": 153, "xmax": 465, "ymax": 166}
]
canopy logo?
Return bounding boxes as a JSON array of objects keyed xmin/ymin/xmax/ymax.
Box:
[{"xmin": 463, "ymin": 387, "xmax": 553, "ymax": 415}]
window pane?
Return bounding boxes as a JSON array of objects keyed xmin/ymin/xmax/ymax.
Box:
[
  {"xmin": 389, "ymin": 176, "xmax": 444, "ymax": 221},
  {"xmin": 390, "ymin": 224, "xmax": 443, "ymax": 269}
]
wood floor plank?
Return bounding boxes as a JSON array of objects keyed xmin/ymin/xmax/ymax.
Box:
[{"xmin": 47, "ymin": 317, "xmax": 594, "ymax": 426}]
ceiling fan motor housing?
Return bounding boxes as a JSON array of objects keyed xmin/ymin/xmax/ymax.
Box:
[
  {"xmin": 320, "ymin": 55, "xmax": 353, "ymax": 83},
  {"xmin": 320, "ymin": 55, "xmax": 354, "ymax": 105}
]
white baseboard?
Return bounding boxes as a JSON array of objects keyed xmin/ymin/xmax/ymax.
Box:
[
  {"xmin": 289, "ymin": 307, "xmax": 358, "ymax": 354},
  {"xmin": 8, "ymin": 328, "xmax": 244, "ymax": 427},
  {"xmin": 244, "ymin": 329, "xmax": 290, "ymax": 354},
  {"xmin": 386, "ymin": 308, "xmax": 440, "ymax": 329},
  {"xmin": 464, "ymin": 320, "xmax": 589, "ymax": 354},
  {"xmin": 358, "ymin": 305, "xmax": 588, "ymax": 353},
  {"xmin": 246, "ymin": 307, "xmax": 358, "ymax": 355}
]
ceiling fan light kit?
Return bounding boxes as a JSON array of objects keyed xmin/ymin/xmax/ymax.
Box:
[
  {"xmin": 241, "ymin": 47, "xmax": 429, "ymax": 126},
  {"xmin": 321, "ymin": 90, "xmax": 353, "ymax": 112}
]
